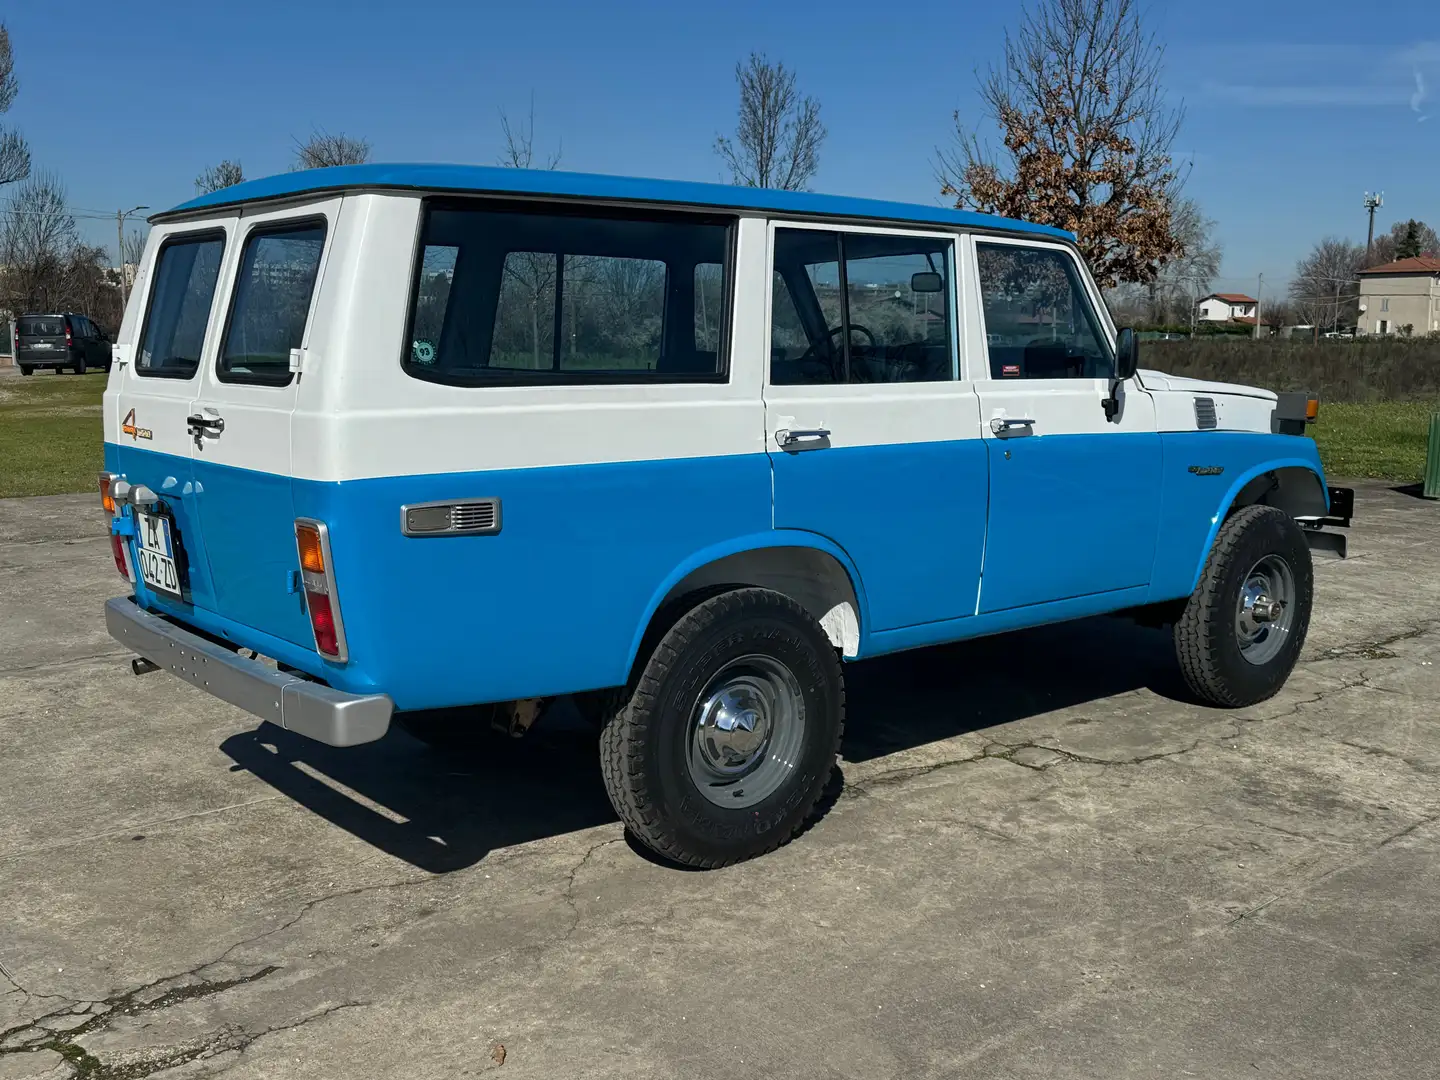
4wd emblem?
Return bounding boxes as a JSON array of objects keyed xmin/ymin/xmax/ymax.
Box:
[{"xmin": 121, "ymin": 408, "xmax": 153, "ymax": 441}]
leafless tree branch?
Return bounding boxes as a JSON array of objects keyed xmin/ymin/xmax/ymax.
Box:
[
  {"xmin": 715, "ymin": 53, "xmax": 826, "ymax": 191},
  {"xmin": 195, "ymin": 160, "xmax": 245, "ymax": 194},
  {"xmin": 292, "ymin": 129, "xmax": 371, "ymax": 171}
]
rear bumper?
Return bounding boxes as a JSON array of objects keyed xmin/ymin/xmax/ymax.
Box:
[{"xmin": 105, "ymin": 597, "xmax": 392, "ymax": 747}]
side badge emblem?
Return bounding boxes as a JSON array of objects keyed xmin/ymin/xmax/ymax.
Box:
[{"xmin": 1188, "ymin": 465, "xmax": 1225, "ymax": 476}]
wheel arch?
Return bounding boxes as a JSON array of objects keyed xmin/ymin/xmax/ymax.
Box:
[
  {"xmin": 625, "ymin": 532, "xmax": 869, "ymax": 679},
  {"xmin": 1191, "ymin": 459, "xmax": 1327, "ymax": 590}
]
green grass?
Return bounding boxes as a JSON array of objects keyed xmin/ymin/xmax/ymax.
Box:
[
  {"xmin": 0, "ymin": 370, "xmax": 1434, "ymax": 498},
  {"xmin": 0, "ymin": 371, "xmax": 107, "ymax": 498},
  {"xmin": 1312, "ymin": 401, "xmax": 1439, "ymax": 484}
]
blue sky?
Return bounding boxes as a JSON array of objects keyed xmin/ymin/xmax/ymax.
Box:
[{"xmin": 6, "ymin": 0, "xmax": 1437, "ymax": 292}]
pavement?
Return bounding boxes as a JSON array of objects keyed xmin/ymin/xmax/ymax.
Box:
[{"xmin": 1, "ymin": 482, "xmax": 1438, "ymax": 1079}]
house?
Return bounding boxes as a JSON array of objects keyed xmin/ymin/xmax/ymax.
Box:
[
  {"xmin": 1356, "ymin": 256, "xmax": 1440, "ymax": 336},
  {"xmin": 1196, "ymin": 293, "xmax": 1258, "ymax": 322}
]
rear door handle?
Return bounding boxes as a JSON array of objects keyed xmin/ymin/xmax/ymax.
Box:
[
  {"xmin": 989, "ymin": 417, "xmax": 1036, "ymax": 435},
  {"xmin": 775, "ymin": 428, "xmax": 831, "ymax": 450},
  {"xmin": 186, "ymin": 413, "xmax": 225, "ymax": 434}
]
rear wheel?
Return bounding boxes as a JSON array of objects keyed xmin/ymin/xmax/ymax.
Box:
[
  {"xmin": 599, "ymin": 588, "xmax": 844, "ymax": 868},
  {"xmin": 72, "ymin": 356, "xmax": 85, "ymax": 375},
  {"xmin": 1174, "ymin": 504, "xmax": 1313, "ymax": 707}
]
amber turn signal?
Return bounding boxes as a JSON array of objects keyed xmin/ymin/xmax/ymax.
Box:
[
  {"xmin": 1305, "ymin": 398, "xmax": 1320, "ymax": 421},
  {"xmin": 296, "ymin": 523, "xmax": 326, "ymax": 574},
  {"xmin": 99, "ymin": 473, "xmax": 115, "ymax": 515}
]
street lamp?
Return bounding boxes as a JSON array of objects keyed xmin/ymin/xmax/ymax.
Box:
[{"xmin": 116, "ymin": 204, "xmax": 149, "ymax": 312}]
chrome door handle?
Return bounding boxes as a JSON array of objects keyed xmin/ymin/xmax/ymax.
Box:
[
  {"xmin": 186, "ymin": 413, "xmax": 225, "ymax": 434},
  {"xmin": 989, "ymin": 417, "xmax": 1036, "ymax": 435},
  {"xmin": 775, "ymin": 428, "xmax": 831, "ymax": 449}
]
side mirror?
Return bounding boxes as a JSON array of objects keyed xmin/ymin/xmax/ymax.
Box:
[
  {"xmin": 910, "ymin": 271, "xmax": 943, "ymax": 294},
  {"xmin": 1114, "ymin": 327, "xmax": 1139, "ymax": 380}
]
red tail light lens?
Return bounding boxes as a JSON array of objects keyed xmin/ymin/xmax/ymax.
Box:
[
  {"xmin": 306, "ymin": 590, "xmax": 340, "ymax": 657},
  {"xmin": 109, "ymin": 532, "xmax": 132, "ymax": 580},
  {"xmin": 66, "ymin": 326, "xmax": 72, "ymax": 346}
]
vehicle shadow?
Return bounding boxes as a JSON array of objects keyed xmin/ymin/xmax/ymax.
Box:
[{"xmin": 220, "ymin": 615, "xmax": 1186, "ymax": 873}]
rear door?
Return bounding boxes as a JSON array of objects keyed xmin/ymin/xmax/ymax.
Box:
[
  {"xmin": 113, "ymin": 220, "xmax": 236, "ymax": 616},
  {"xmin": 190, "ymin": 198, "xmax": 338, "ymax": 646},
  {"xmin": 968, "ymin": 236, "xmax": 1162, "ymax": 613},
  {"xmin": 763, "ymin": 221, "xmax": 988, "ymax": 633}
]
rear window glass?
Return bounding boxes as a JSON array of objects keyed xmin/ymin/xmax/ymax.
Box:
[
  {"xmin": 403, "ymin": 204, "xmax": 731, "ymax": 386},
  {"xmin": 136, "ymin": 233, "xmax": 225, "ymax": 379},
  {"xmin": 218, "ymin": 222, "xmax": 327, "ymax": 386},
  {"xmin": 18, "ymin": 316, "xmax": 64, "ymax": 337}
]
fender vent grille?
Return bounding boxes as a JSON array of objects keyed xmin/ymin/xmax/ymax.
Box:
[
  {"xmin": 402, "ymin": 499, "xmax": 502, "ymax": 537},
  {"xmin": 1194, "ymin": 397, "xmax": 1218, "ymax": 430}
]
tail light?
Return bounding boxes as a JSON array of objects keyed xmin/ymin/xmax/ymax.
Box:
[
  {"xmin": 99, "ymin": 472, "xmax": 116, "ymax": 514},
  {"xmin": 295, "ymin": 519, "xmax": 348, "ymax": 662},
  {"xmin": 65, "ymin": 325, "xmax": 72, "ymax": 347},
  {"xmin": 109, "ymin": 532, "xmax": 134, "ymax": 582}
]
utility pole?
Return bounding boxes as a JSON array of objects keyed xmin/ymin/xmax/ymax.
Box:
[
  {"xmin": 1254, "ymin": 273, "xmax": 1264, "ymax": 340},
  {"xmin": 115, "ymin": 205, "xmax": 149, "ymax": 314},
  {"xmin": 1364, "ymin": 192, "xmax": 1384, "ymax": 261}
]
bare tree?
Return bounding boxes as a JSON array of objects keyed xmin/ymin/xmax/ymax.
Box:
[
  {"xmin": 1289, "ymin": 237, "xmax": 1366, "ymax": 331},
  {"xmin": 194, "ymin": 160, "xmax": 245, "ymax": 194},
  {"xmin": 499, "ymin": 99, "xmax": 561, "ymax": 170},
  {"xmin": 0, "ymin": 23, "xmax": 30, "ymax": 187},
  {"xmin": 714, "ymin": 53, "xmax": 827, "ymax": 191},
  {"xmin": 292, "ymin": 130, "xmax": 371, "ymax": 170},
  {"xmin": 939, "ymin": 0, "xmax": 1185, "ymax": 288},
  {"xmin": 0, "ymin": 172, "xmax": 79, "ymax": 313},
  {"xmin": 1369, "ymin": 218, "xmax": 1439, "ymax": 265}
]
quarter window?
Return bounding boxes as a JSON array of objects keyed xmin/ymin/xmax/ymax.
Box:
[
  {"xmin": 976, "ymin": 243, "xmax": 1113, "ymax": 380},
  {"xmin": 770, "ymin": 228, "xmax": 955, "ymax": 385},
  {"xmin": 218, "ymin": 222, "xmax": 327, "ymax": 386},
  {"xmin": 403, "ymin": 204, "xmax": 731, "ymax": 385},
  {"xmin": 135, "ymin": 233, "xmax": 225, "ymax": 379}
]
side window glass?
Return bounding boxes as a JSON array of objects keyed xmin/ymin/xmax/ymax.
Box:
[
  {"xmin": 135, "ymin": 233, "xmax": 225, "ymax": 379},
  {"xmin": 402, "ymin": 206, "xmax": 729, "ymax": 385},
  {"xmin": 218, "ymin": 222, "xmax": 327, "ymax": 386},
  {"xmin": 770, "ymin": 228, "xmax": 955, "ymax": 385},
  {"xmin": 694, "ymin": 262, "xmax": 724, "ymax": 354},
  {"xmin": 975, "ymin": 243, "xmax": 1113, "ymax": 380},
  {"xmin": 409, "ymin": 244, "xmax": 457, "ymax": 369}
]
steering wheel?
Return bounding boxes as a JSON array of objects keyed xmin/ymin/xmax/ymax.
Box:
[{"xmin": 798, "ymin": 323, "xmax": 877, "ymax": 382}]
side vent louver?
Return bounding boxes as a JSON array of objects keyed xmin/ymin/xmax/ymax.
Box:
[
  {"xmin": 1194, "ymin": 397, "xmax": 1218, "ymax": 430},
  {"xmin": 401, "ymin": 499, "xmax": 502, "ymax": 537}
]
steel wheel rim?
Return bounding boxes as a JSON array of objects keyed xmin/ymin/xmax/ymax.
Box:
[
  {"xmin": 1235, "ymin": 554, "xmax": 1296, "ymax": 666},
  {"xmin": 688, "ymin": 653, "xmax": 807, "ymax": 809}
]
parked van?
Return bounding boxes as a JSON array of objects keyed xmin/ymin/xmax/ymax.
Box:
[{"xmin": 101, "ymin": 165, "xmax": 1350, "ymax": 867}]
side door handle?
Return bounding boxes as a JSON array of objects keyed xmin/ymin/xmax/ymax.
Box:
[
  {"xmin": 775, "ymin": 428, "xmax": 831, "ymax": 450},
  {"xmin": 989, "ymin": 417, "xmax": 1036, "ymax": 435}
]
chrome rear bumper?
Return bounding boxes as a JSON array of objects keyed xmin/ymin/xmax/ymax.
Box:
[{"xmin": 104, "ymin": 597, "xmax": 392, "ymax": 747}]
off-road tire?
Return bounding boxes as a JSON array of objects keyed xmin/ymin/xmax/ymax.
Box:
[
  {"xmin": 1175, "ymin": 504, "xmax": 1313, "ymax": 707},
  {"xmin": 599, "ymin": 587, "xmax": 844, "ymax": 868}
]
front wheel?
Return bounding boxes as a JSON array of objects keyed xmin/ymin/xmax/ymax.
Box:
[
  {"xmin": 1174, "ymin": 504, "xmax": 1314, "ymax": 707},
  {"xmin": 600, "ymin": 588, "xmax": 844, "ymax": 868}
]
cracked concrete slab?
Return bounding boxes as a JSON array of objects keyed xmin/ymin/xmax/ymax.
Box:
[{"xmin": 2, "ymin": 481, "xmax": 1439, "ymax": 1079}]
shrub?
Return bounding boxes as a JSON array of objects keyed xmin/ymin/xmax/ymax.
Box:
[{"xmin": 1141, "ymin": 338, "xmax": 1440, "ymax": 403}]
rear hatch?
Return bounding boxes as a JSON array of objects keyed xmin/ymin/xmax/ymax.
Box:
[
  {"xmin": 17, "ymin": 315, "xmax": 67, "ymax": 363},
  {"xmin": 110, "ymin": 198, "xmax": 339, "ymax": 653}
]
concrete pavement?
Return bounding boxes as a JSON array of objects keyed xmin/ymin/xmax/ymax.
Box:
[{"xmin": 1, "ymin": 483, "xmax": 1438, "ymax": 1078}]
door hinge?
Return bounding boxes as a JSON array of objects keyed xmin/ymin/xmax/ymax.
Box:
[{"xmin": 288, "ymin": 347, "xmax": 305, "ymax": 374}]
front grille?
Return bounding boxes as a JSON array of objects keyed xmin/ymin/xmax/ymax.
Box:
[{"xmin": 1194, "ymin": 397, "xmax": 1218, "ymax": 430}]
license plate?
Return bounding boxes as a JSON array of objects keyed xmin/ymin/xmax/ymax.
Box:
[
  {"xmin": 32, "ymin": 342, "xmax": 52, "ymax": 349},
  {"xmin": 135, "ymin": 511, "xmax": 183, "ymax": 598}
]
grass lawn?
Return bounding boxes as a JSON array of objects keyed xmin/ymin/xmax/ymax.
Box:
[
  {"xmin": 0, "ymin": 371, "xmax": 108, "ymax": 498},
  {"xmin": 1311, "ymin": 401, "xmax": 1439, "ymax": 484},
  {"xmin": 0, "ymin": 371, "xmax": 1435, "ymax": 498}
]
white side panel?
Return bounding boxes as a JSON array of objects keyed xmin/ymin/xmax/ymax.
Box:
[{"xmin": 298, "ymin": 194, "xmax": 765, "ymax": 483}]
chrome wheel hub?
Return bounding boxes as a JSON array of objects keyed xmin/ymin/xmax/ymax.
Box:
[
  {"xmin": 1235, "ymin": 555, "xmax": 1296, "ymax": 666},
  {"xmin": 689, "ymin": 654, "xmax": 807, "ymax": 809}
]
